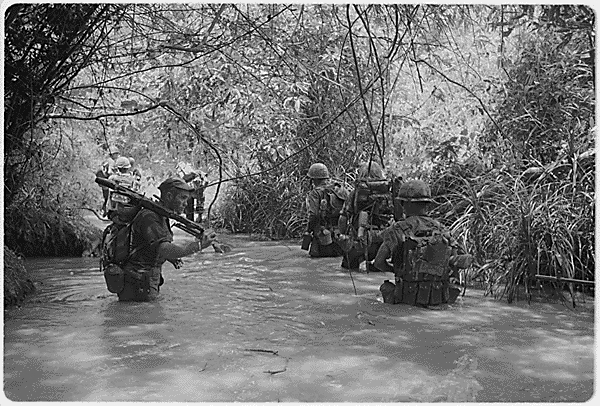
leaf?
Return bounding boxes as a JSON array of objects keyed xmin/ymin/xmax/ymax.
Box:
[{"xmin": 283, "ymin": 96, "xmax": 293, "ymax": 109}]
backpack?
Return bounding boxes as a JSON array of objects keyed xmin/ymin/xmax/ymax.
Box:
[
  {"xmin": 100, "ymin": 206, "xmax": 143, "ymax": 293},
  {"xmin": 383, "ymin": 216, "xmax": 463, "ymax": 306},
  {"xmin": 107, "ymin": 173, "xmax": 139, "ymax": 213},
  {"xmin": 319, "ymin": 182, "xmax": 349, "ymax": 222},
  {"xmin": 398, "ymin": 216, "xmax": 453, "ymax": 281},
  {"xmin": 353, "ymin": 179, "xmax": 396, "ymax": 227}
]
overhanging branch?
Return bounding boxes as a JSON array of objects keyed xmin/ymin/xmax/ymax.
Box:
[{"xmin": 43, "ymin": 102, "xmax": 165, "ymax": 121}]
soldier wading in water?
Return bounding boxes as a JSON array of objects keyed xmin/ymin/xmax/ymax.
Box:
[
  {"xmin": 302, "ymin": 163, "xmax": 349, "ymax": 258},
  {"xmin": 374, "ymin": 180, "xmax": 472, "ymax": 307},
  {"xmin": 338, "ymin": 161, "xmax": 403, "ymax": 272},
  {"xmin": 101, "ymin": 177, "xmax": 217, "ymax": 302}
]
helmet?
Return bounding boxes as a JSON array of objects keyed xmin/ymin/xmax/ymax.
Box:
[
  {"xmin": 357, "ymin": 161, "xmax": 384, "ymax": 180},
  {"xmin": 397, "ymin": 180, "xmax": 433, "ymax": 202},
  {"xmin": 115, "ymin": 156, "xmax": 131, "ymax": 169},
  {"xmin": 307, "ymin": 163, "xmax": 330, "ymax": 179},
  {"xmin": 128, "ymin": 157, "xmax": 135, "ymax": 166}
]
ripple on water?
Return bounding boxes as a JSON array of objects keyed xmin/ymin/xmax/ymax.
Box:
[{"xmin": 4, "ymin": 245, "xmax": 594, "ymax": 402}]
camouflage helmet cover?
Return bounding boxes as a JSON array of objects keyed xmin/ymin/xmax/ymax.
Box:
[
  {"xmin": 307, "ymin": 163, "xmax": 330, "ymax": 179},
  {"xmin": 397, "ymin": 179, "xmax": 433, "ymax": 202},
  {"xmin": 115, "ymin": 156, "xmax": 132, "ymax": 169},
  {"xmin": 357, "ymin": 161, "xmax": 384, "ymax": 180}
]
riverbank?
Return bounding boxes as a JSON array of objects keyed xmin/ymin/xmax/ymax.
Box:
[
  {"xmin": 3, "ymin": 247, "xmax": 36, "ymax": 307},
  {"xmin": 4, "ymin": 210, "xmax": 104, "ymax": 307},
  {"xmin": 3, "ymin": 209, "xmax": 241, "ymax": 308}
]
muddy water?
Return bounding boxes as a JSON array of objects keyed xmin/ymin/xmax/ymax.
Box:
[{"xmin": 4, "ymin": 232, "xmax": 594, "ymax": 402}]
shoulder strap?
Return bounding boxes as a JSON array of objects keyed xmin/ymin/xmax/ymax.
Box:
[
  {"xmin": 395, "ymin": 219, "xmax": 412, "ymax": 240},
  {"xmin": 123, "ymin": 208, "xmax": 151, "ymax": 263}
]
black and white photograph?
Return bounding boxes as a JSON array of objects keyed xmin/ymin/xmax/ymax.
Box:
[{"xmin": 3, "ymin": 3, "xmax": 595, "ymax": 402}]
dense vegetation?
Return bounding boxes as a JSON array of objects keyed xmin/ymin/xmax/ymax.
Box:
[{"xmin": 4, "ymin": 4, "xmax": 594, "ymax": 305}]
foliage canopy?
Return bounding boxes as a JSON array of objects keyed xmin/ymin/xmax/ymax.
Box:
[{"xmin": 3, "ymin": 4, "xmax": 595, "ymax": 301}]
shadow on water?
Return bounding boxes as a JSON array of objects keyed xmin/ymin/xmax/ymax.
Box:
[{"xmin": 4, "ymin": 235, "xmax": 594, "ymax": 402}]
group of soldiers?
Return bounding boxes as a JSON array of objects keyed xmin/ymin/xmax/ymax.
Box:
[
  {"xmin": 97, "ymin": 151, "xmax": 470, "ymax": 306},
  {"xmin": 96, "ymin": 146, "xmax": 217, "ymax": 301},
  {"xmin": 95, "ymin": 147, "xmax": 142, "ymax": 219},
  {"xmin": 303, "ymin": 161, "xmax": 471, "ymax": 307},
  {"xmin": 96, "ymin": 146, "xmax": 218, "ymax": 302},
  {"xmin": 100, "ymin": 175, "xmax": 217, "ymax": 302},
  {"xmin": 96, "ymin": 147, "xmax": 208, "ymax": 223}
]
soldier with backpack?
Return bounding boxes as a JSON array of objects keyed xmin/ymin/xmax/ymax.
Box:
[
  {"xmin": 373, "ymin": 179, "xmax": 471, "ymax": 307},
  {"xmin": 101, "ymin": 177, "xmax": 217, "ymax": 302},
  {"xmin": 106, "ymin": 146, "xmax": 120, "ymax": 175},
  {"xmin": 303, "ymin": 162, "xmax": 349, "ymax": 258},
  {"xmin": 106, "ymin": 156, "xmax": 139, "ymax": 224},
  {"xmin": 338, "ymin": 161, "xmax": 403, "ymax": 272},
  {"xmin": 176, "ymin": 161, "xmax": 208, "ymax": 223}
]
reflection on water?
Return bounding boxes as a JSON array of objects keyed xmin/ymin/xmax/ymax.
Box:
[{"xmin": 4, "ymin": 237, "xmax": 594, "ymax": 402}]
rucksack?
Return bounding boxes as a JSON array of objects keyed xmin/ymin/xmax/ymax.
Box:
[
  {"xmin": 398, "ymin": 216, "xmax": 453, "ymax": 281},
  {"xmin": 100, "ymin": 206, "xmax": 142, "ymax": 293},
  {"xmin": 382, "ymin": 216, "xmax": 463, "ymax": 306},
  {"xmin": 319, "ymin": 182, "xmax": 349, "ymax": 222},
  {"xmin": 353, "ymin": 179, "xmax": 396, "ymax": 227}
]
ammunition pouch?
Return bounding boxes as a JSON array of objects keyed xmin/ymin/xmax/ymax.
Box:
[
  {"xmin": 402, "ymin": 279, "xmax": 419, "ymax": 306},
  {"xmin": 393, "ymin": 279, "xmax": 403, "ymax": 304},
  {"xmin": 366, "ymin": 229, "xmax": 383, "ymax": 247},
  {"xmin": 430, "ymin": 280, "xmax": 444, "ymax": 305},
  {"xmin": 301, "ymin": 233, "xmax": 312, "ymax": 250},
  {"xmin": 416, "ymin": 280, "xmax": 432, "ymax": 305},
  {"xmin": 317, "ymin": 229, "xmax": 333, "ymax": 245},
  {"xmin": 103, "ymin": 263, "xmax": 125, "ymax": 293},
  {"xmin": 380, "ymin": 280, "xmax": 396, "ymax": 304},
  {"xmin": 382, "ymin": 276, "xmax": 461, "ymax": 307},
  {"xmin": 124, "ymin": 269, "xmax": 152, "ymax": 300},
  {"xmin": 309, "ymin": 234, "xmax": 320, "ymax": 257}
]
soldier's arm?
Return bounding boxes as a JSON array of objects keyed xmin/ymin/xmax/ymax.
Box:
[
  {"xmin": 373, "ymin": 241, "xmax": 394, "ymax": 273},
  {"xmin": 138, "ymin": 212, "xmax": 208, "ymax": 262},
  {"xmin": 447, "ymin": 233, "xmax": 472, "ymax": 268},
  {"xmin": 157, "ymin": 240, "xmax": 201, "ymax": 260}
]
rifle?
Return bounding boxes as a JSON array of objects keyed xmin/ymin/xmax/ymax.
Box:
[{"xmin": 95, "ymin": 177, "xmax": 231, "ymax": 253}]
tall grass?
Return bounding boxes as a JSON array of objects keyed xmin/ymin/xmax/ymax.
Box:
[
  {"xmin": 431, "ymin": 149, "xmax": 595, "ymax": 304},
  {"xmin": 217, "ymin": 169, "xmax": 307, "ymax": 239}
]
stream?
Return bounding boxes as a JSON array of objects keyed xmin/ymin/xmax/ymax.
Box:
[{"xmin": 4, "ymin": 230, "xmax": 594, "ymax": 402}]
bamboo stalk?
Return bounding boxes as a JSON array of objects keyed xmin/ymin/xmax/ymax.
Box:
[{"xmin": 534, "ymin": 275, "xmax": 594, "ymax": 286}]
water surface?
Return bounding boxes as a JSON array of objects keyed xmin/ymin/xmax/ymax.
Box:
[{"xmin": 4, "ymin": 233, "xmax": 594, "ymax": 402}]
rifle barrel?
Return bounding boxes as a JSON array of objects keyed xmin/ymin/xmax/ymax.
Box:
[
  {"xmin": 96, "ymin": 177, "xmax": 115, "ymax": 189},
  {"xmin": 97, "ymin": 177, "xmax": 233, "ymax": 253},
  {"xmin": 172, "ymin": 223, "xmax": 203, "ymax": 238},
  {"xmin": 96, "ymin": 177, "xmax": 205, "ymax": 237}
]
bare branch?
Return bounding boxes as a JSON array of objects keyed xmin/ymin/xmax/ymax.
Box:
[{"xmin": 43, "ymin": 102, "xmax": 165, "ymax": 122}]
